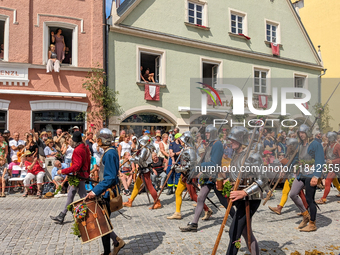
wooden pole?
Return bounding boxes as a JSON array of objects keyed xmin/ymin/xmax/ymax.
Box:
[
  {"xmin": 245, "ymin": 198, "xmax": 251, "ymax": 253},
  {"xmin": 211, "ymin": 127, "xmax": 258, "ymax": 255}
]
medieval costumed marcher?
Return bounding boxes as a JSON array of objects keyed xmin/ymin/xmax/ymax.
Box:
[
  {"xmin": 167, "ymin": 131, "xmax": 211, "ymax": 220},
  {"xmin": 315, "ymin": 131, "xmax": 340, "ymax": 204},
  {"xmin": 288, "ymin": 124, "xmax": 325, "ymax": 232},
  {"xmin": 179, "ymin": 125, "xmax": 231, "ymax": 232},
  {"xmin": 123, "ymin": 135, "xmax": 162, "ymax": 209},
  {"xmin": 166, "ymin": 133, "xmax": 183, "ymax": 195},
  {"xmin": 220, "ymin": 126, "xmax": 268, "ymax": 254},
  {"xmin": 268, "ymin": 138, "xmax": 308, "ymax": 215},
  {"xmin": 85, "ymin": 128, "xmax": 125, "ymax": 255},
  {"xmin": 50, "ymin": 131, "xmax": 91, "ymax": 224}
]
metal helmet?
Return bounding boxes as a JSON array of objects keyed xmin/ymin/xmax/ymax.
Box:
[
  {"xmin": 228, "ymin": 126, "xmax": 249, "ymax": 145},
  {"xmin": 205, "ymin": 124, "xmax": 218, "ymax": 142},
  {"xmin": 298, "ymin": 124, "xmax": 311, "ymax": 138},
  {"xmin": 97, "ymin": 128, "xmax": 113, "ymax": 146},
  {"xmin": 286, "ymin": 138, "xmax": 298, "ymax": 148},
  {"xmin": 244, "ymin": 152, "xmax": 263, "ymax": 169},
  {"xmin": 326, "ymin": 131, "xmax": 337, "ymax": 143},
  {"xmin": 138, "ymin": 135, "xmax": 151, "ymax": 147},
  {"xmin": 180, "ymin": 131, "xmax": 195, "ymax": 148}
]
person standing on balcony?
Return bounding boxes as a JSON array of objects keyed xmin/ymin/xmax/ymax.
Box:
[{"xmin": 51, "ymin": 28, "xmax": 65, "ymax": 62}]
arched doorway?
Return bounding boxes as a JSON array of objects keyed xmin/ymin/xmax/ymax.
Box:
[{"xmin": 120, "ymin": 112, "xmax": 175, "ymax": 137}]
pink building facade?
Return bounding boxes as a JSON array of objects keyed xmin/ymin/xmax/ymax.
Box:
[{"xmin": 0, "ymin": 0, "xmax": 104, "ymax": 135}]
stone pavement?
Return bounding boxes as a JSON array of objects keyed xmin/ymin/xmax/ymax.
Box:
[{"xmin": 0, "ymin": 188, "xmax": 339, "ymax": 255}]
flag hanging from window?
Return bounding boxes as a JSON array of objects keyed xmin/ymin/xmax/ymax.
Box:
[
  {"xmin": 238, "ymin": 33, "xmax": 251, "ymax": 40},
  {"xmin": 271, "ymin": 43, "xmax": 280, "ymax": 56},
  {"xmin": 258, "ymin": 95, "xmax": 268, "ymax": 108},
  {"xmin": 144, "ymin": 84, "xmax": 160, "ymax": 101},
  {"xmin": 301, "ymin": 102, "xmax": 309, "ymax": 110}
]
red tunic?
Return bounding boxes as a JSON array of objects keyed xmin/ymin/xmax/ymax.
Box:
[
  {"xmin": 61, "ymin": 143, "xmax": 91, "ymax": 178},
  {"xmin": 25, "ymin": 160, "xmax": 45, "ymax": 175}
]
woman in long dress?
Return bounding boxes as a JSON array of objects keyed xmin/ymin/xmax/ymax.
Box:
[{"xmin": 51, "ymin": 28, "xmax": 65, "ymax": 62}]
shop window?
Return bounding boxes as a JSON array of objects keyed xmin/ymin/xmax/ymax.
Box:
[
  {"xmin": 33, "ymin": 111, "xmax": 84, "ymax": 135},
  {"xmin": 0, "ymin": 110, "xmax": 7, "ymax": 132}
]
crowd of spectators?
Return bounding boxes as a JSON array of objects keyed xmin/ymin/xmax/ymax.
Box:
[{"xmin": 1, "ymin": 124, "xmax": 338, "ymax": 199}]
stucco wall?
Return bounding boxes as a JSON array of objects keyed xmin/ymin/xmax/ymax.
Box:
[
  {"xmin": 109, "ymin": 32, "xmax": 320, "ymax": 126},
  {"xmin": 120, "ymin": 0, "xmax": 319, "ymax": 65},
  {"xmin": 0, "ymin": 0, "xmax": 103, "ymax": 67}
]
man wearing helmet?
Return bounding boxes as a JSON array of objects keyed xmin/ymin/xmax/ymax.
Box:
[
  {"xmin": 167, "ymin": 131, "xmax": 211, "ymax": 220},
  {"xmin": 180, "ymin": 125, "xmax": 230, "ymax": 232},
  {"xmin": 268, "ymin": 138, "xmax": 308, "ymax": 215},
  {"xmin": 50, "ymin": 131, "xmax": 91, "ymax": 225},
  {"xmin": 85, "ymin": 128, "xmax": 125, "ymax": 255},
  {"xmin": 221, "ymin": 126, "xmax": 268, "ymax": 254},
  {"xmin": 122, "ymin": 135, "xmax": 162, "ymax": 209},
  {"xmin": 315, "ymin": 131, "xmax": 340, "ymax": 204},
  {"xmin": 288, "ymin": 124, "xmax": 325, "ymax": 232}
]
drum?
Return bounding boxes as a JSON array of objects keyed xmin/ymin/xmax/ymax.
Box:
[{"xmin": 70, "ymin": 198, "xmax": 113, "ymax": 244}]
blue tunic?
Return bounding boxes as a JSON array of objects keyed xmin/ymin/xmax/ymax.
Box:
[{"xmin": 92, "ymin": 146, "xmax": 120, "ymax": 197}]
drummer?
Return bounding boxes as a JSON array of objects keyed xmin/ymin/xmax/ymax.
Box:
[
  {"xmin": 50, "ymin": 131, "xmax": 91, "ymax": 224},
  {"xmin": 85, "ymin": 128, "xmax": 125, "ymax": 255}
]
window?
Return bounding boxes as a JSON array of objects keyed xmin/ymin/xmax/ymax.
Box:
[
  {"xmin": 201, "ymin": 58, "xmax": 222, "ymax": 88},
  {"xmin": 43, "ymin": 22, "xmax": 78, "ymax": 66},
  {"xmin": 254, "ymin": 69, "xmax": 268, "ymax": 94},
  {"xmin": 0, "ymin": 15, "xmax": 9, "ymax": 61},
  {"xmin": 188, "ymin": 2, "xmax": 203, "ymax": 25},
  {"xmin": 138, "ymin": 47, "xmax": 165, "ymax": 84},
  {"xmin": 48, "ymin": 26, "xmax": 73, "ymax": 65},
  {"xmin": 265, "ymin": 20, "xmax": 280, "ymax": 43},
  {"xmin": 231, "ymin": 13, "xmax": 243, "ymax": 34},
  {"xmin": 0, "ymin": 110, "xmax": 7, "ymax": 132},
  {"xmin": 294, "ymin": 76, "xmax": 306, "ymax": 98}
]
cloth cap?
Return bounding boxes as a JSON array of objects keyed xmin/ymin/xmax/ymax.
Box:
[
  {"xmin": 174, "ymin": 133, "xmax": 182, "ymax": 139},
  {"xmin": 145, "ymin": 130, "xmax": 150, "ymax": 134},
  {"xmin": 72, "ymin": 126, "xmax": 80, "ymax": 130},
  {"xmin": 72, "ymin": 131, "xmax": 82, "ymax": 143},
  {"xmin": 263, "ymin": 150, "xmax": 272, "ymax": 155},
  {"xmin": 11, "ymin": 155, "xmax": 18, "ymax": 161},
  {"xmin": 3, "ymin": 130, "xmax": 10, "ymax": 134}
]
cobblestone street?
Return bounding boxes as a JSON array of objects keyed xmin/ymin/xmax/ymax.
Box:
[{"xmin": 0, "ymin": 188, "xmax": 339, "ymax": 255}]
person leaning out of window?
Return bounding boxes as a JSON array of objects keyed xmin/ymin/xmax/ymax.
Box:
[{"xmin": 46, "ymin": 44, "xmax": 60, "ymax": 73}]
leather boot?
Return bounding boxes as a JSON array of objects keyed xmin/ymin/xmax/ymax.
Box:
[
  {"xmin": 149, "ymin": 200, "xmax": 162, "ymax": 209},
  {"xmin": 167, "ymin": 212, "xmax": 182, "ymax": 220},
  {"xmin": 179, "ymin": 222, "xmax": 198, "ymax": 232},
  {"xmin": 298, "ymin": 210, "xmax": 310, "ymax": 229},
  {"xmin": 268, "ymin": 205, "xmax": 283, "ymax": 215},
  {"xmin": 202, "ymin": 208, "xmax": 213, "ymax": 220},
  {"xmin": 300, "ymin": 220, "xmax": 317, "ymax": 232},
  {"xmin": 50, "ymin": 212, "xmax": 66, "ymax": 224},
  {"xmin": 166, "ymin": 187, "xmax": 173, "ymax": 195},
  {"xmin": 112, "ymin": 236, "xmax": 125, "ymax": 255},
  {"xmin": 123, "ymin": 198, "xmax": 133, "ymax": 207}
]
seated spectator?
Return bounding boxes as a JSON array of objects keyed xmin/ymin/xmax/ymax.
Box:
[
  {"xmin": 120, "ymin": 152, "xmax": 134, "ymax": 195},
  {"xmin": 51, "ymin": 160, "xmax": 68, "ymax": 192},
  {"xmin": 151, "ymin": 152, "xmax": 167, "ymax": 191},
  {"xmin": 44, "ymin": 139, "xmax": 57, "ymax": 158},
  {"xmin": 22, "ymin": 151, "xmax": 45, "ymax": 198},
  {"xmin": 8, "ymin": 155, "xmax": 22, "ymax": 191},
  {"xmin": 140, "ymin": 66, "xmax": 156, "ymax": 83},
  {"xmin": 46, "ymin": 44, "xmax": 60, "ymax": 73},
  {"xmin": 25, "ymin": 133, "xmax": 38, "ymax": 157},
  {"xmin": 0, "ymin": 156, "xmax": 8, "ymax": 197}
]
